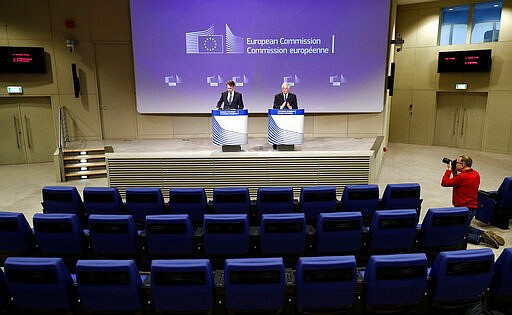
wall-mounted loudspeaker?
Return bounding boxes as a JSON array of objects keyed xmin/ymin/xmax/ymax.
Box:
[
  {"xmin": 387, "ymin": 62, "xmax": 395, "ymax": 97},
  {"xmin": 71, "ymin": 63, "xmax": 80, "ymax": 98}
]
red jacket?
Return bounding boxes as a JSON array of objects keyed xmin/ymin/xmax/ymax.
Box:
[{"xmin": 441, "ymin": 169, "xmax": 480, "ymax": 209}]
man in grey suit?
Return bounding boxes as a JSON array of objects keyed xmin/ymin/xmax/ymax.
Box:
[
  {"xmin": 273, "ymin": 82, "xmax": 298, "ymax": 109},
  {"xmin": 217, "ymin": 80, "xmax": 244, "ymax": 110}
]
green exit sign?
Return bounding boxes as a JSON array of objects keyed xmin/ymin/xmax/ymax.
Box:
[{"xmin": 7, "ymin": 86, "xmax": 23, "ymax": 94}]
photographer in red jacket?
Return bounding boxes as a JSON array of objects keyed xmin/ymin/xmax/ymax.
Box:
[{"xmin": 441, "ymin": 155, "xmax": 504, "ymax": 248}]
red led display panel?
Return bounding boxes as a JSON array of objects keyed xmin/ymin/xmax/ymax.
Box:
[
  {"xmin": 0, "ymin": 46, "xmax": 46, "ymax": 73},
  {"xmin": 438, "ymin": 49, "xmax": 491, "ymax": 73}
]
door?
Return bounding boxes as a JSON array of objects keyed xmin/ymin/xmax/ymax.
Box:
[
  {"xmin": 0, "ymin": 99, "xmax": 26, "ymax": 164},
  {"xmin": 435, "ymin": 92, "xmax": 487, "ymax": 150},
  {"xmin": 458, "ymin": 93, "xmax": 487, "ymax": 150},
  {"xmin": 20, "ymin": 97, "xmax": 57, "ymax": 163},
  {"xmin": 389, "ymin": 90, "xmax": 413, "ymax": 143},
  {"xmin": 389, "ymin": 90, "xmax": 435, "ymax": 144},
  {"xmin": 0, "ymin": 97, "xmax": 55, "ymax": 164}
]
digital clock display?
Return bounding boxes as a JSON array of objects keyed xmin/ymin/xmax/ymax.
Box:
[
  {"xmin": 438, "ymin": 49, "xmax": 491, "ymax": 73},
  {"xmin": 11, "ymin": 53, "xmax": 34, "ymax": 64},
  {"xmin": 0, "ymin": 46, "xmax": 47, "ymax": 73}
]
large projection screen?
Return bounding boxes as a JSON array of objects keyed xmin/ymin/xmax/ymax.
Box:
[{"xmin": 130, "ymin": 0, "xmax": 391, "ymax": 114}]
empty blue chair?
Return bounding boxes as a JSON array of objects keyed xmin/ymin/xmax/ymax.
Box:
[
  {"xmin": 33, "ymin": 213, "xmax": 86, "ymax": 257},
  {"xmin": 76, "ymin": 259, "xmax": 146, "ymax": 313},
  {"xmin": 88, "ymin": 214, "xmax": 140, "ymax": 257},
  {"xmin": 369, "ymin": 209, "xmax": 418, "ymax": 252},
  {"xmin": 4, "ymin": 257, "xmax": 76, "ymax": 313},
  {"xmin": 257, "ymin": 187, "xmax": 294, "ymax": 216},
  {"xmin": 260, "ymin": 213, "xmax": 306, "ymax": 256},
  {"xmin": 0, "ymin": 212, "xmax": 34, "ymax": 257},
  {"xmin": 125, "ymin": 187, "xmax": 165, "ymax": 223},
  {"xmin": 341, "ymin": 184, "xmax": 379, "ymax": 225},
  {"xmin": 429, "ymin": 248, "xmax": 494, "ymax": 312},
  {"xmin": 212, "ymin": 187, "xmax": 251, "ymax": 215},
  {"xmin": 83, "ymin": 186, "xmax": 124, "ymax": 215},
  {"xmin": 488, "ymin": 248, "xmax": 512, "ymax": 312},
  {"xmin": 476, "ymin": 176, "xmax": 512, "ymax": 229},
  {"xmin": 41, "ymin": 186, "xmax": 85, "ymax": 217},
  {"xmin": 203, "ymin": 214, "xmax": 250, "ymax": 256},
  {"xmin": 169, "ymin": 188, "xmax": 207, "ymax": 223},
  {"xmin": 151, "ymin": 259, "xmax": 214, "ymax": 313},
  {"xmin": 419, "ymin": 207, "xmax": 469, "ymax": 253},
  {"xmin": 296, "ymin": 256, "xmax": 357, "ymax": 312},
  {"xmin": 224, "ymin": 257, "xmax": 286, "ymax": 313},
  {"xmin": 299, "ymin": 186, "xmax": 338, "ymax": 222},
  {"xmin": 364, "ymin": 253, "xmax": 428, "ymax": 313},
  {"xmin": 316, "ymin": 212, "xmax": 363, "ymax": 254},
  {"xmin": 380, "ymin": 183, "xmax": 422, "ymax": 212},
  {"xmin": 145, "ymin": 214, "xmax": 194, "ymax": 257}
]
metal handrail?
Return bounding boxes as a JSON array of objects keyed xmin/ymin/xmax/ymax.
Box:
[
  {"xmin": 58, "ymin": 106, "xmax": 69, "ymax": 150},
  {"xmin": 57, "ymin": 107, "xmax": 68, "ymax": 181}
]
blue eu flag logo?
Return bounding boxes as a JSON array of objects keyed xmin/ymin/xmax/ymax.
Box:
[{"xmin": 198, "ymin": 35, "xmax": 224, "ymax": 53}]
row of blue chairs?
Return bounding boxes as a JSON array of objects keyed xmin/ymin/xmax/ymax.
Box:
[
  {"xmin": 42, "ymin": 183, "xmax": 422, "ymax": 225},
  {"xmin": 1, "ymin": 207, "xmax": 470, "ymax": 268},
  {"xmin": 1, "ymin": 248, "xmax": 511, "ymax": 314}
]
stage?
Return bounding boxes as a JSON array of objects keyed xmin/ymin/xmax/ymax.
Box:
[{"xmin": 68, "ymin": 137, "xmax": 384, "ymax": 198}]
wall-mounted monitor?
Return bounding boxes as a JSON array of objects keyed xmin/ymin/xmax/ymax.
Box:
[
  {"xmin": 0, "ymin": 46, "xmax": 47, "ymax": 73},
  {"xmin": 437, "ymin": 49, "xmax": 491, "ymax": 73}
]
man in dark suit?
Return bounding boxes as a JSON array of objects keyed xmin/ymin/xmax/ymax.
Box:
[
  {"xmin": 273, "ymin": 82, "xmax": 298, "ymax": 109},
  {"xmin": 217, "ymin": 80, "xmax": 244, "ymax": 110}
]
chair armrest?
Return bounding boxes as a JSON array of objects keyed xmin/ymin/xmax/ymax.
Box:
[{"xmin": 478, "ymin": 190, "xmax": 498, "ymax": 199}]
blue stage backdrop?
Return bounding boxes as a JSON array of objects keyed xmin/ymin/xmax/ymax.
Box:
[{"xmin": 130, "ymin": 0, "xmax": 391, "ymax": 113}]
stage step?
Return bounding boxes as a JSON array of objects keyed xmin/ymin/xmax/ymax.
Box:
[
  {"xmin": 63, "ymin": 147, "xmax": 105, "ymax": 153},
  {"xmin": 62, "ymin": 147, "xmax": 110, "ymax": 181},
  {"xmin": 63, "ymin": 154, "xmax": 106, "ymax": 161},
  {"xmin": 64, "ymin": 162, "xmax": 107, "ymax": 169},
  {"xmin": 65, "ymin": 170, "xmax": 108, "ymax": 179}
]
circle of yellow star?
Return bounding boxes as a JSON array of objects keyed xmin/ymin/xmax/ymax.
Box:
[{"xmin": 203, "ymin": 37, "xmax": 217, "ymax": 52}]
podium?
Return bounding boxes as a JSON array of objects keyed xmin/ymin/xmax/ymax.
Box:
[
  {"xmin": 268, "ymin": 109, "xmax": 304, "ymax": 151},
  {"xmin": 212, "ymin": 109, "xmax": 248, "ymax": 152}
]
